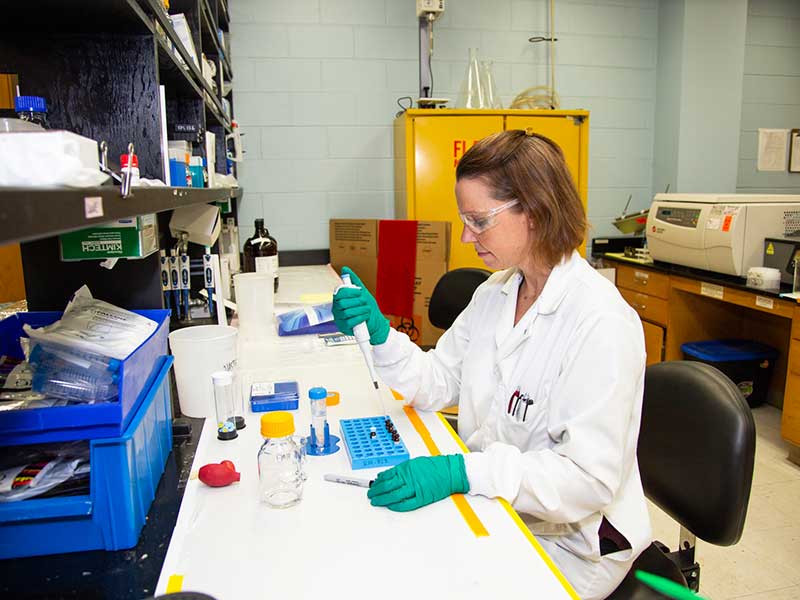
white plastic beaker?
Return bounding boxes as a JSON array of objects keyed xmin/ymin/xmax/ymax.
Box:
[
  {"xmin": 234, "ymin": 272, "xmax": 274, "ymax": 341},
  {"xmin": 168, "ymin": 325, "xmax": 238, "ymax": 418}
]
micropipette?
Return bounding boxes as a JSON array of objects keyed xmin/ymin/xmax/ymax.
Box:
[{"xmin": 338, "ymin": 273, "xmax": 388, "ymax": 417}]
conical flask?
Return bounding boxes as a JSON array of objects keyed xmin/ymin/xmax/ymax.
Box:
[
  {"xmin": 456, "ymin": 48, "xmax": 485, "ymax": 109},
  {"xmin": 479, "ymin": 60, "xmax": 501, "ymax": 108}
]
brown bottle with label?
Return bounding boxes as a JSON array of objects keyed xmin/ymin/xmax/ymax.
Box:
[{"xmin": 243, "ymin": 218, "xmax": 279, "ymax": 292}]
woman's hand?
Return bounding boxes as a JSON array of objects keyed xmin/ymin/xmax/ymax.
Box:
[
  {"xmin": 367, "ymin": 454, "xmax": 469, "ymax": 512},
  {"xmin": 332, "ymin": 266, "xmax": 390, "ymax": 345}
]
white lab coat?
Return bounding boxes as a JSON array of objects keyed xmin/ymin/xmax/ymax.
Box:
[{"xmin": 372, "ymin": 252, "xmax": 652, "ymax": 599}]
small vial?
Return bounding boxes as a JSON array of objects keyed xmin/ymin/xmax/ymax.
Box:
[
  {"xmin": 309, "ymin": 386, "xmax": 328, "ymax": 449},
  {"xmin": 15, "ymin": 96, "xmax": 48, "ymax": 128},
  {"xmin": 370, "ymin": 426, "xmax": 377, "ymax": 439},
  {"xmin": 212, "ymin": 371, "xmax": 238, "ymax": 441},
  {"xmin": 120, "ymin": 153, "xmax": 141, "ymax": 187}
]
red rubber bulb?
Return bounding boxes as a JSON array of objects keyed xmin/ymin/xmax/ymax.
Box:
[{"xmin": 199, "ymin": 462, "xmax": 241, "ymax": 487}]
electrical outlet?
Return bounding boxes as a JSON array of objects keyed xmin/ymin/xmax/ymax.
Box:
[{"xmin": 416, "ymin": 0, "xmax": 445, "ymax": 18}]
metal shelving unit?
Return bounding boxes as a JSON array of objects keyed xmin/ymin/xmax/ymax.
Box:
[
  {"xmin": 0, "ymin": 187, "xmax": 231, "ymax": 246},
  {"xmin": 0, "ymin": 0, "xmax": 239, "ymax": 311}
]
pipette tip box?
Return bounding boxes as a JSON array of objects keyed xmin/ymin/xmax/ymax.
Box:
[
  {"xmin": 250, "ymin": 380, "xmax": 299, "ymax": 412},
  {"xmin": 340, "ymin": 416, "xmax": 410, "ymax": 470}
]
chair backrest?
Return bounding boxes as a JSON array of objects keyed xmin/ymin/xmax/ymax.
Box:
[
  {"xmin": 428, "ymin": 268, "xmax": 491, "ymax": 330},
  {"xmin": 639, "ymin": 361, "xmax": 756, "ymax": 546}
]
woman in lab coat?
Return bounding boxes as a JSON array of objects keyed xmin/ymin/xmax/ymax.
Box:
[{"xmin": 332, "ymin": 129, "xmax": 651, "ymax": 600}]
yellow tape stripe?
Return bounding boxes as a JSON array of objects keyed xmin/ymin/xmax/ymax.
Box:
[
  {"xmin": 166, "ymin": 574, "xmax": 184, "ymax": 593},
  {"xmin": 402, "ymin": 405, "xmax": 488, "ymax": 537},
  {"xmin": 436, "ymin": 413, "xmax": 580, "ymax": 599},
  {"xmin": 498, "ymin": 499, "xmax": 581, "ymax": 599}
]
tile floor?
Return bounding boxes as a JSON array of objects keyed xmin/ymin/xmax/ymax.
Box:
[{"xmin": 647, "ymin": 405, "xmax": 800, "ymax": 599}]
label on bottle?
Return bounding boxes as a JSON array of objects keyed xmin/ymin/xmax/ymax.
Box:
[{"xmin": 256, "ymin": 255, "xmax": 279, "ymax": 278}]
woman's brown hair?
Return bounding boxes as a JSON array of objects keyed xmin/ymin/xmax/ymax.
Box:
[{"xmin": 455, "ymin": 129, "xmax": 587, "ymax": 268}]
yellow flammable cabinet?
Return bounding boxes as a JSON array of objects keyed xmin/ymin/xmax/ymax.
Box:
[{"xmin": 393, "ymin": 109, "xmax": 590, "ymax": 271}]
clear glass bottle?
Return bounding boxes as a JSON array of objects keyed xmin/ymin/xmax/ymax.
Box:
[
  {"xmin": 258, "ymin": 412, "xmax": 304, "ymax": 508},
  {"xmin": 242, "ymin": 218, "xmax": 279, "ymax": 293},
  {"xmin": 479, "ymin": 60, "xmax": 502, "ymax": 109},
  {"xmin": 456, "ymin": 48, "xmax": 485, "ymax": 109}
]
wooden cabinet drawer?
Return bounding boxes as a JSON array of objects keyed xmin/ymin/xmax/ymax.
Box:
[
  {"xmin": 642, "ymin": 320, "xmax": 664, "ymax": 366},
  {"xmin": 619, "ymin": 288, "xmax": 669, "ymax": 326},
  {"xmin": 793, "ymin": 308, "xmax": 800, "ymax": 341},
  {"xmin": 782, "ymin": 373, "xmax": 800, "ymax": 445},
  {"xmin": 790, "ymin": 340, "xmax": 800, "ymax": 376},
  {"xmin": 616, "ymin": 265, "xmax": 670, "ymax": 299}
]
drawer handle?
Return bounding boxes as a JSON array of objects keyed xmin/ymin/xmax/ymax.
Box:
[
  {"xmin": 631, "ymin": 302, "xmax": 647, "ymax": 310},
  {"xmin": 634, "ymin": 272, "xmax": 649, "ymax": 285}
]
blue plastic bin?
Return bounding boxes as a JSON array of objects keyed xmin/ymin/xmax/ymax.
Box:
[
  {"xmin": 681, "ymin": 339, "xmax": 778, "ymax": 407},
  {"xmin": 0, "ymin": 355, "xmax": 173, "ymax": 558},
  {"xmin": 0, "ymin": 309, "xmax": 170, "ymax": 446}
]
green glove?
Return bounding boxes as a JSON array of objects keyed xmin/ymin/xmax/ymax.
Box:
[
  {"xmin": 367, "ymin": 454, "xmax": 469, "ymax": 512},
  {"xmin": 332, "ymin": 266, "xmax": 390, "ymax": 345}
]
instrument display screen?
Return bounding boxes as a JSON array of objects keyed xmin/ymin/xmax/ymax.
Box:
[{"xmin": 655, "ymin": 206, "xmax": 701, "ymax": 228}]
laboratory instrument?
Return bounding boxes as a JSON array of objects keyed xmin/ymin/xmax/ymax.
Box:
[
  {"xmin": 203, "ymin": 247, "xmax": 215, "ymax": 316},
  {"xmin": 646, "ymin": 193, "xmax": 800, "ymax": 277},
  {"xmin": 417, "ymin": 0, "xmax": 445, "ymax": 100},
  {"xmin": 159, "ymin": 250, "xmax": 172, "ymax": 311},
  {"xmin": 243, "ymin": 218, "xmax": 279, "ymax": 292},
  {"xmin": 338, "ymin": 273, "xmax": 385, "ymax": 416},
  {"xmin": 456, "ymin": 48, "xmax": 485, "ymax": 109},
  {"xmin": 762, "ymin": 237, "xmax": 800, "ymax": 285},
  {"xmin": 198, "ymin": 461, "xmax": 240, "ymax": 487},
  {"xmin": 169, "ymin": 250, "xmax": 181, "ymax": 319},
  {"xmin": 212, "ymin": 370, "xmax": 237, "ymax": 441},
  {"xmin": 257, "ymin": 412, "xmax": 304, "ymax": 508},
  {"xmin": 305, "ymin": 386, "xmax": 340, "ymax": 456},
  {"xmin": 339, "ymin": 416, "xmax": 410, "ymax": 470},
  {"xmin": 323, "ymin": 474, "xmax": 373, "ymax": 488},
  {"xmin": 179, "ymin": 253, "xmax": 191, "ymax": 322}
]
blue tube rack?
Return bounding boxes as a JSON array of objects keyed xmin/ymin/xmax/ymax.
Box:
[{"xmin": 340, "ymin": 416, "xmax": 410, "ymax": 470}]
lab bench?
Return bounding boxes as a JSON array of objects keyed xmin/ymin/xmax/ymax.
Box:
[{"xmin": 600, "ymin": 255, "xmax": 800, "ymax": 462}]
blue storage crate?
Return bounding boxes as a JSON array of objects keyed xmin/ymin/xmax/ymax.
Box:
[
  {"xmin": 0, "ymin": 309, "xmax": 170, "ymax": 445},
  {"xmin": 681, "ymin": 339, "xmax": 778, "ymax": 407},
  {"xmin": 0, "ymin": 355, "xmax": 173, "ymax": 558}
]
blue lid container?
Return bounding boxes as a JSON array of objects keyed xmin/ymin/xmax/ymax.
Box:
[
  {"xmin": 14, "ymin": 95, "xmax": 47, "ymax": 113},
  {"xmin": 680, "ymin": 339, "xmax": 778, "ymax": 363}
]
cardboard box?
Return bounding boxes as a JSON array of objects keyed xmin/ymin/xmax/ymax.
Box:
[
  {"xmin": 329, "ymin": 219, "xmax": 450, "ymax": 347},
  {"xmin": 59, "ymin": 214, "xmax": 158, "ymax": 261}
]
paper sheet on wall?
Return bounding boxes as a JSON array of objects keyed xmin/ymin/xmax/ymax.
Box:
[
  {"xmin": 790, "ymin": 131, "xmax": 800, "ymax": 173},
  {"xmin": 757, "ymin": 128, "xmax": 789, "ymax": 172}
]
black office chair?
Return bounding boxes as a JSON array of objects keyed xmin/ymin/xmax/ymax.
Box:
[
  {"xmin": 607, "ymin": 361, "xmax": 756, "ymax": 599},
  {"xmin": 427, "ymin": 268, "xmax": 491, "ymax": 432},
  {"xmin": 428, "ymin": 268, "xmax": 491, "ymax": 330}
]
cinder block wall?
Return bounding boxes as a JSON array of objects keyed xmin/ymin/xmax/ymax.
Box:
[
  {"xmin": 737, "ymin": 0, "xmax": 800, "ymax": 194},
  {"xmin": 230, "ymin": 0, "xmax": 658, "ymax": 250}
]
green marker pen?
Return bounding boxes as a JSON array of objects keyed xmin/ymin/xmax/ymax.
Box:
[{"xmin": 635, "ymin": 571, "xmax": 709, "ymax": 600}]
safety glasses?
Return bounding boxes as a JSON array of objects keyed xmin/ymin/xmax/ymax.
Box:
[{"xmin": 458, "ymin": 199, "xmax": 520, "ymax": 234}]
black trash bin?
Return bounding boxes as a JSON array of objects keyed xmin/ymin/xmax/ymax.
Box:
[{"xmin": 680, "ymin": 339, "xmax": 778, "ymax": 407}]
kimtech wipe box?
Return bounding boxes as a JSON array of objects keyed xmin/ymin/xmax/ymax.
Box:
[
  {"xmin": 329, "ymin": 219, "xmax": 450, "ymax": 347},
  {"xmin": 59, "ymin": 214, "xmax": 158, "ymax": 261}
]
